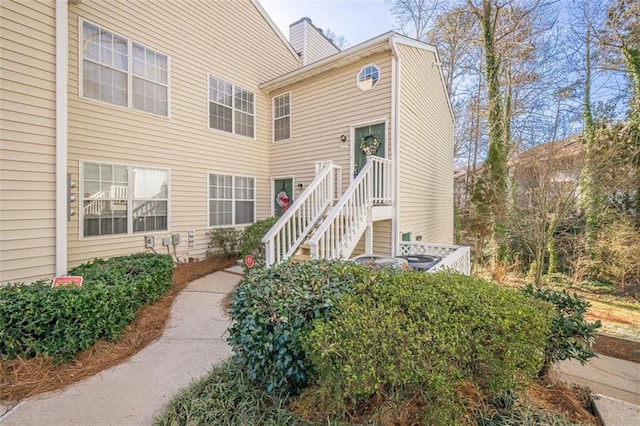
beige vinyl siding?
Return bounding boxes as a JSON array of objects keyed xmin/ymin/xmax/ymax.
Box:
[
  {"xmin": 396, "ymin": 44, "xmax": 454, "ymax": 244},
  {"xmin": 66, "ymin": 0, "xmax": 298, "ymax": 266},
  {"xmin": 0, "ymin": 0, "xmax": 56, "ymax": 284},
  {"xmin": 304, "ymin": 22, "xmax": 339, "ymax": 65},
  {"xmin": 351, "ymin": 219, "xmax": 392, "ymax": 257},
  {"xmin": 269, "ymin": 52, "xmax": 392, "ymax": 200}
]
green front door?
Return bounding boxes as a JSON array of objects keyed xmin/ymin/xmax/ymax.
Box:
[
  {"xmin": 273, "ymin": 178, "xmax": 293, "ymax": 216},
  {"xmin": 354, "ymin": 123, "xmax": 385, "ymax": 177}
]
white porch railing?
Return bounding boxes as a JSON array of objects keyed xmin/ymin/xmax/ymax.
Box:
[
  {"xmin": 399, "ymin": 242, "xmax": 471, "ymax": 275},
  {"xmin": 309, "ymin": 156, "xmax": 392, "ymax": 260},
  {"xmin": 263, "ymin": 161, "xmax": 342, "ymax": 266},
  {"xmin": 84, "ymin": 186, "xmax": 128, "ymax": 216}
]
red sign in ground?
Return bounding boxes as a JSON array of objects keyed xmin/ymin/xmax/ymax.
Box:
[
  {"xmin": 244, "ymin": 255, "xmax": 255, "ymax": 269},
  {"xmin": 52, "ymin": 276, "xmax": 83, "ymax": 289}
]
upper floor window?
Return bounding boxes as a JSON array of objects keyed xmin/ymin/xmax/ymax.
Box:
[
  {"xmin": 81, "ymin": 161, "xmax": 169, "ymax": 237},
  {"xmin": 81, "ymin": 20, "xmax": 169, "ymax": 116},
  {"xmin": 273, "ymin": 92, "xmax": 291, "ymax": 142},
  {"xmin": 357, "ymin": 64, "xmax": 380, "ymax": 91},
  {"xmin": 209, "ymin": 76, "xmax": 255, "ymax": 138}
]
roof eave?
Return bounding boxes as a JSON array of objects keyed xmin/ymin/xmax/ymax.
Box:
[{"xmin": 260, "ymin": 31, "xmax": 395, "ymax": 92}]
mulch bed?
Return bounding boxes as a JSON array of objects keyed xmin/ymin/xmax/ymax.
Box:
[
  {"xmin": 593, "ymin": 334, "xmax": 640, "ymax": 364},
  {"xmin": 0, "ymin": 256, "xmax": 236, "ymax": 403}
]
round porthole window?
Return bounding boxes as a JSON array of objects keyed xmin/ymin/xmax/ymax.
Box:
[{"xmin": 357, "ymin": 64, "xmax": 380, "ymax": 91}]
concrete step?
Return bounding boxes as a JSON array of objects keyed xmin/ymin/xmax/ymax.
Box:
[
  {"xmin": 292, "ymin": 254, "xmax": 311, "ymax": 262},
  {"xmin": 593, "ymin": 394, "xmax": 640, "ymax": 426}
]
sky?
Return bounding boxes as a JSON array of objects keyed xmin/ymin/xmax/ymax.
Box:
[{"xmin": 259, "ymin": 0, "xmax": 397, "ymax": 48}]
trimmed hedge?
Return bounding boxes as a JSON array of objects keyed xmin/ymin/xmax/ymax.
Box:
[
  {"xmin": 301, "ymin": 272, "xmax": 555, "ymax": 423},
  {"xmin": 228, "ymin": 260, "xmax": 394, "ymax": 393},
  {"xmin": 0, "ymin": 253, "xmax": 173, "ymax": 361}
]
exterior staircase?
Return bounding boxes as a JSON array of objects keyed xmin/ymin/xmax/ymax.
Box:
[{"xmin": 263, "ymin": 156, "xmax": 392, "ymax": 266}]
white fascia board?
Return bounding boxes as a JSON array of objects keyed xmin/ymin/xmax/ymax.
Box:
[
  {"xmin": 392, "ymin": 34, "xmax": 438, "ymax": 53},
  {"xmin": 260, "ymin": 31, "xmax": 395, "ymax": 92},
  {"xmin": 251, "ymin": 0, "xmax": 300, "ymax": 61},
  {"xmin": 393, "ymin": 34, "xmax": 455, "ymax": 125}
]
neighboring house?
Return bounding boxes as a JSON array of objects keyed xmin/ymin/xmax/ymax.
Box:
[
  {"xmin": 509, "ymin": 135, "xmax": 583, "ymax": 208},
  {"xmin": 0, "ymin": 0, "xmax": 457, "ymax": 285},
  {"xmin": 454, "ymin": 135, "xmax": 584, "ymax": 213}
]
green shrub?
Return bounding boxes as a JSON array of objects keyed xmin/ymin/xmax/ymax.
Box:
[
  {"xmin": 521, "ymin": 285, "xmax": 601, "ymax": 375},
  {"xmin": 206, "ymin": 227, "xmax": 242, "ymax": 258},
  {"xmin": 0, "ymin": 253, "xmax": 173, "ymax": 362},
  {"xmin": 227, "ymin": 260, "xmax": 390, "ymax": 393},
  {"xmin": 238, "ymin": 216, "xmax": 278, "ymax": 267},
  {"xmin": 301, "ymin": 272, "xmax": 554, "ymax": 424}
]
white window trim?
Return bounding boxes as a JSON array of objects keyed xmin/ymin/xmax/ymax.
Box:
[
  {"xmin": 79, "ymin": 160, "xmax": 171, "ymax": 240},
  {"xmin": 356, "ymin": 63, "xmax": 381, "ymax": 92},
  {"xmin": 78, "ymin": 18, "xmax": 171, "ymax": 119},
  {"xmin": 400, "ymin": 230, "xmax": 413, "ymax": 242},
  {"xmin": 207, "ymin": 172, "xmax": 257, "ymax": 228},
  {"xmin": 272, "ymin": 92, "xmax": 292, "ymax": 143},
  {"xmin": 207, "ymin": 73, "xmax": 257, "ymax": 140}
]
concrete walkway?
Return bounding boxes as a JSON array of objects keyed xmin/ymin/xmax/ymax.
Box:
[
  {"xmin": 0, "ymin": 265, "xmax": 243, "ymax": 426},
  {"xmin": 2, "ymin": 265, "xmax": 638, "ymax": 425},
  {"xmin": 555, "ymin": 352, "xmax": 640, "ymax": 425},
  {"xmin": 556, "ymin": 354, "xmax": 640, "ymax": 405}
]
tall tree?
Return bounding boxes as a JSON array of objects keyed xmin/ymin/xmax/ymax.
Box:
[
  {"xmin": 466, "ymin": 0, "xmax": 508, "ymax": 264},
  {"xmin": 387, "ymin": 0, "xmax": 442, "ymax": 40},
  {"xmin": 582, "ymin": 2, "xmax": 600, "ymax": 251},
  {"xmin": 602, "ymin": 0, "xmax": 640, "ymax": 119},
  {"xmin": 600, "ymin": 0, "xmax": 640, "ymax": 224},
  {"xmin": 427, "ymin": 6, "xmax": 476, "ymax": 94},
  {"xmin": 324, "ymin": 28, "xmax": 349, "ymax": 50}
]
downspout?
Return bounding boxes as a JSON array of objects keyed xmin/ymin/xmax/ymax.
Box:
[
  {"xmin": 55, "ymin": 0, "xmax": 69, "ymax": 276},
  {"xmin": 389, "ymin": 36, "xmax": 401, "ymax": 256}
]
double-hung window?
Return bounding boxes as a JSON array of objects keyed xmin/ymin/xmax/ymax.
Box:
[
  {"xmin": 81, "ymin": 20, "xmax": 169, "ymax": 116},
  {"xmin": 209, "ymin": 76, "xmax": 255, "ymax": 138},
  {"xmin": 208, "ymin": 173, "xmax": 255, "ymax": 226},
  {"xmin": 82, "ymin": 161, "xmax": 169, "ymax": 237},
  {"xmin": 273, "ymin": 92, "xmax": 291, "ymax": 141}
]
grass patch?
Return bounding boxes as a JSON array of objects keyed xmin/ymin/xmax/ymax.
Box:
[
  {"xmin": 155, "ymin": 359, "xmax": 596, "ymax": 426},
  {"xmin": 154, "ymin": 358, "xmax": 309, "ymax": 426}
]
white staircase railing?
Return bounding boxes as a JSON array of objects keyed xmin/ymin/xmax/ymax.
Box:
[
  {"xmin": 84, "ymin": 186, "xmax": 128, "ymax": 215},
  {"xmin": 262, "ymin": 161, "xmax": 342, "ymax": 266},
  {"xmin": 309, "ymin": 156, "xmax": 392, "ymax": 260}
]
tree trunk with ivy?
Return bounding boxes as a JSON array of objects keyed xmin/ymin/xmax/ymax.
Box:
[
  {"xmin": 468, "ymin": 0, "xmax": 508, "ymax": 266},
  {"xmin": 581, "ymin": 22, "xmax": 601, "ymax": 254}
]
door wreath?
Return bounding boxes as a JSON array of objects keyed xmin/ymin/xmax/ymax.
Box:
[
  {"xmin": 360, "ymin": 134, "xmax": 380, "ymax": 155},
  {"xmin": 276, "ymin": 180, "xmax": 290, "ymax": 212}
]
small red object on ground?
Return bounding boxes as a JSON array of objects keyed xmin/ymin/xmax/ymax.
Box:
[
  {"xmin": 244, "ymin": 255, "xmax": 255, "ymax": 269},
  {"xmin": 52, "ymin": 276, "xmax": 83, "ymax": 288}
]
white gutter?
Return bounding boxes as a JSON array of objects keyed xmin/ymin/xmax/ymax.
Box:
[
  {"xmin": 389, "ymin": 36, "xmax": 401, "ymax": 256},
  {"xmin": 55, "ymin": 0, "xmax": 69, "ymax": 276}
]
